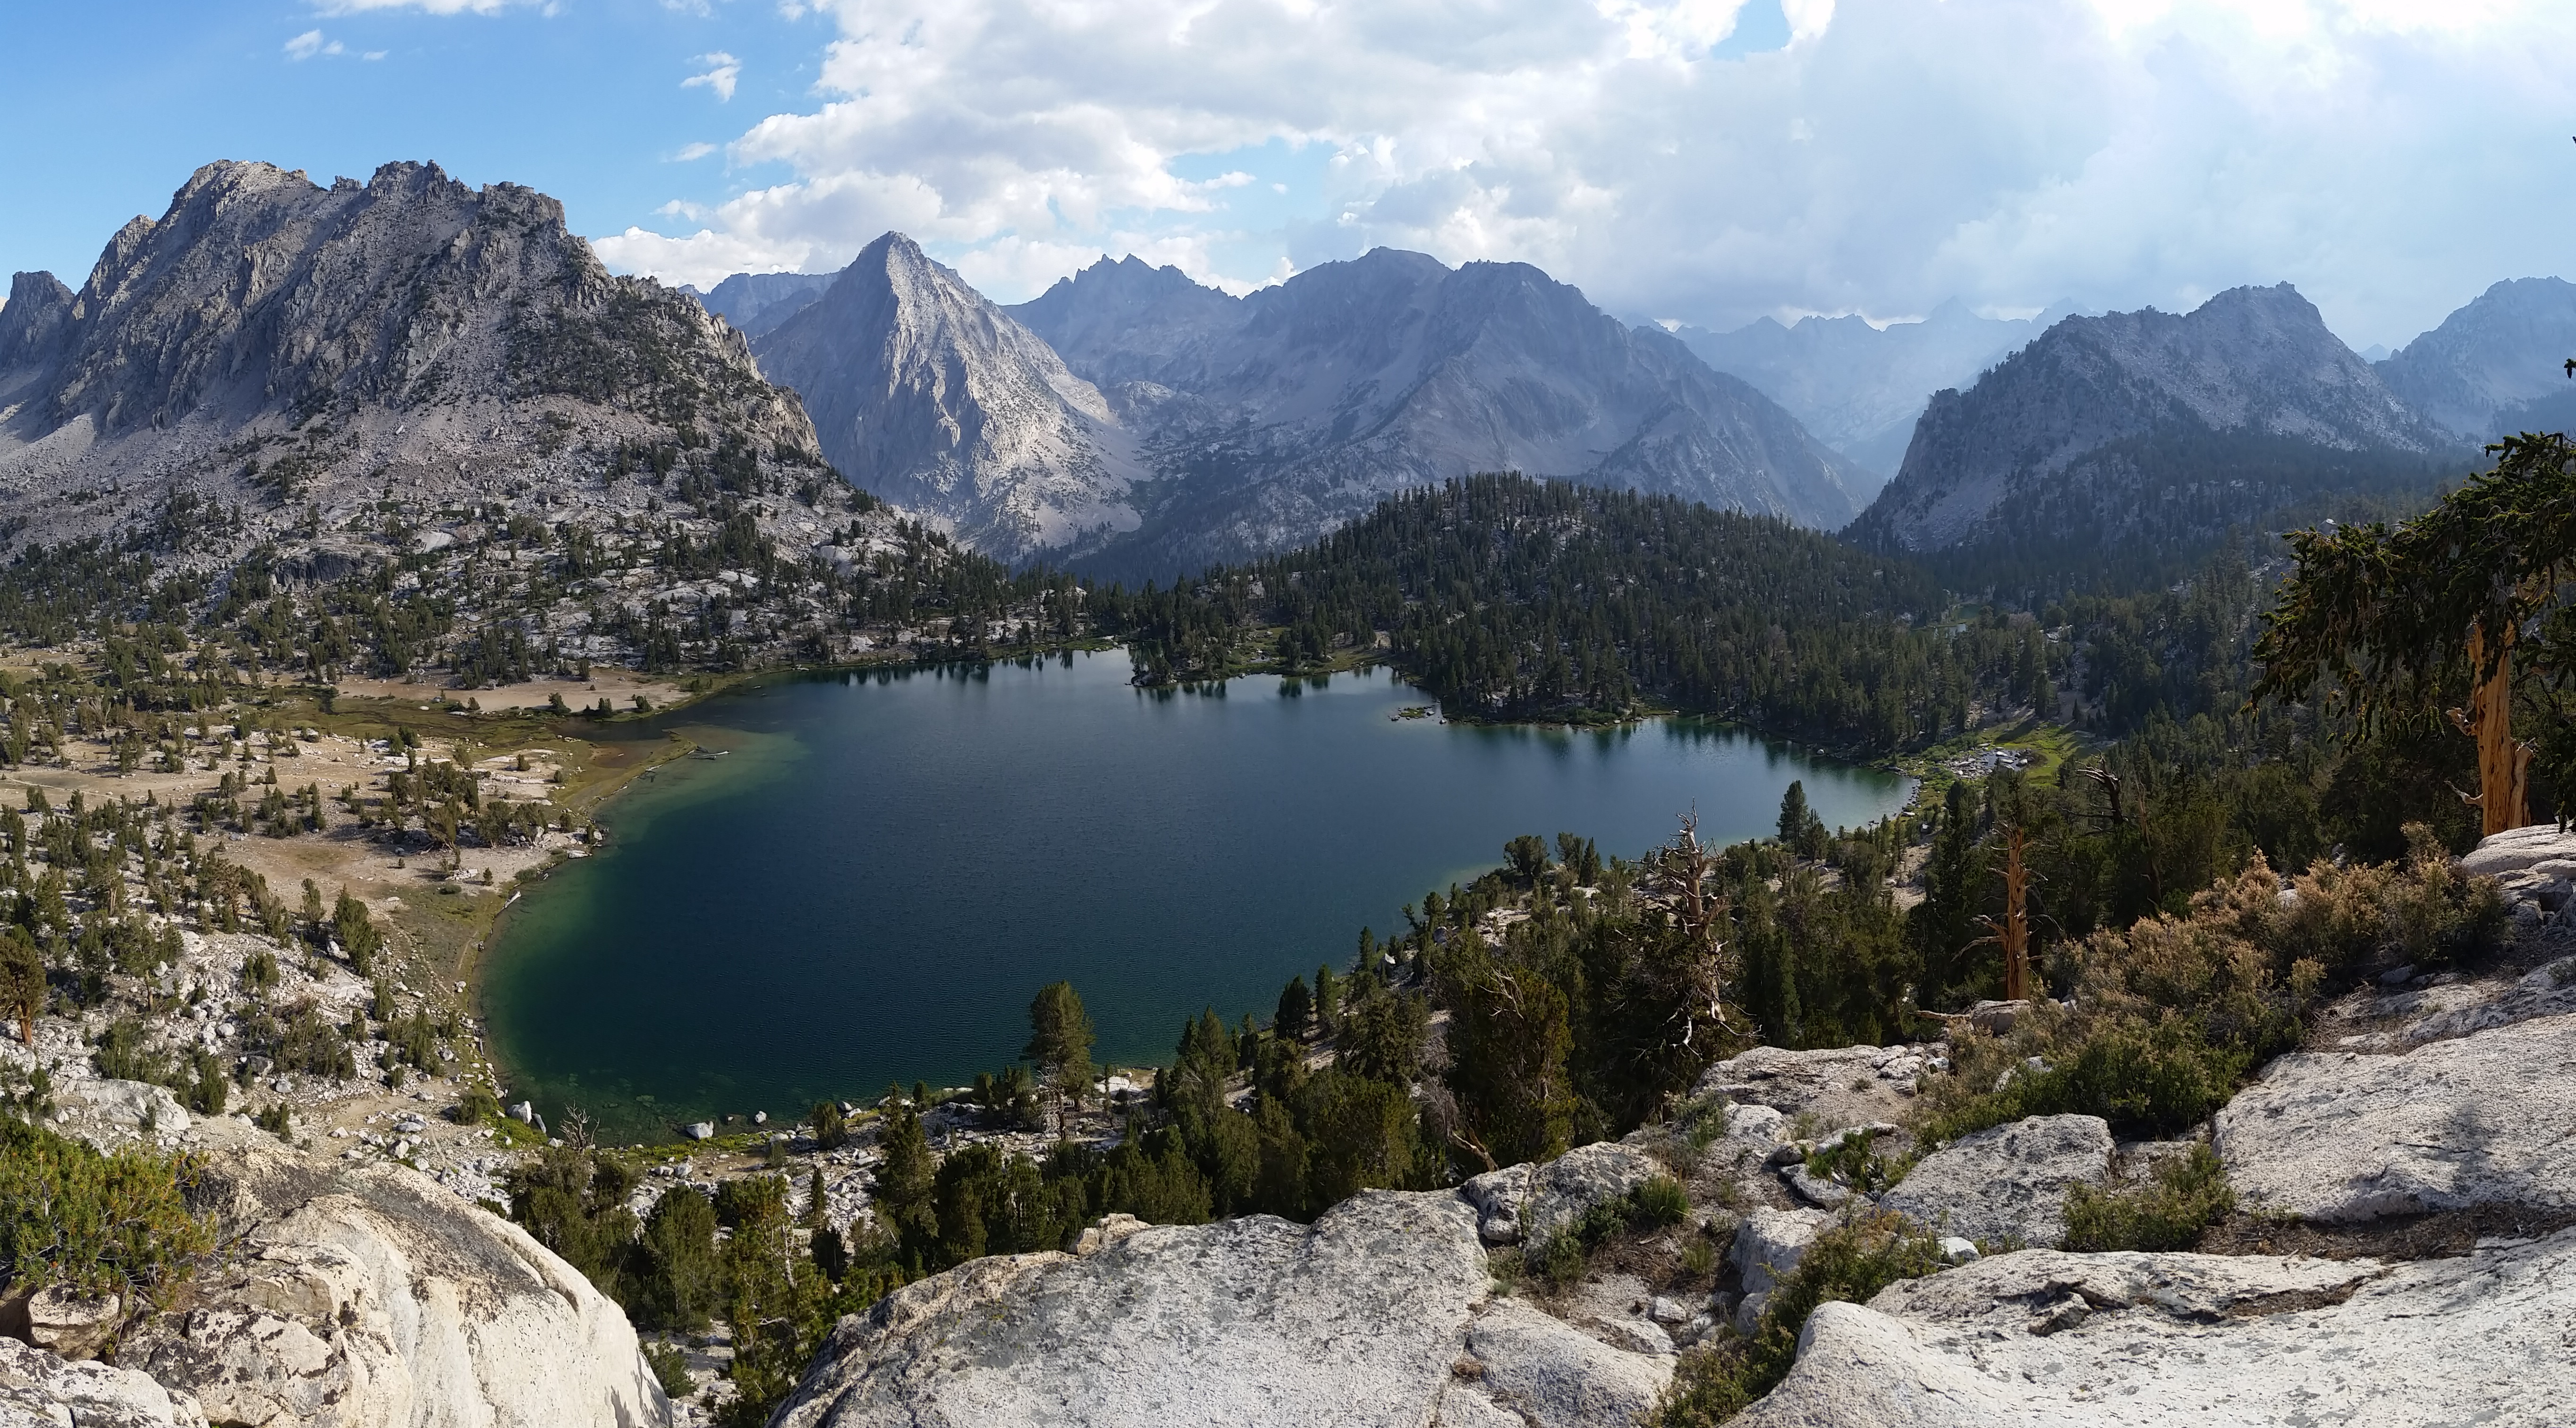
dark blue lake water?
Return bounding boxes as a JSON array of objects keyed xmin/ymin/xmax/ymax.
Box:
[{"xmin": 482, "ymin": 652, "xmax": 1912, "ymax": 1140}]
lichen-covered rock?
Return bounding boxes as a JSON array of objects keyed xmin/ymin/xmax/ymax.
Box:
[
  {"xmin": 2216, "ymin": 1012, "xmax": 2576, "ymax": 1222},
  {"xmin": 1461, "ymin": 1299, "xmax": 1672, "ymax": 1428},
  {"xmin": 24, "ymin": 1286, "xmax": 121, "ymax": 1361},
  {"xmin": 1460, "ymin": 1163, "xmax": 1531, "ymax": 1244},
  {"xmin": 0, "ymin": 1336, "xmax": 208, "ymax": 1428},
  {"xmin": 1694, "ymin": 1046, "xmax": 1921, "ymax": 1129},
  {"xmin": 1879, "ymin": 1115, "xmax": 2112, "ymax": 1247},
  {"xmin": 771, "ymin": 1188, "xmax": 1671, "ymax": 1428},
  {"xmin": 1520, "ymin": 1141, "xmax": 1662, "ymax": 1249},
  {"xmin": 121, "ymin": 1117, "xmax": 665, "ymax": 1428},
  {"xmin": 1733, "ymin": 1233, "xmax": 2576, "ymax": 1426},
  {"xmin": 1731, "ymin": 1207, "xmax": 1830, "ymax": 1307}
]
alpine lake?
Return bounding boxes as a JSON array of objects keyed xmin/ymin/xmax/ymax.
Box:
[{"xmin": 481, "ymin": 651, "xmax": 1915, "ymax": 1142}]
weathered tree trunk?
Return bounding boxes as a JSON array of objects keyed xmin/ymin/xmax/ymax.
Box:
[
  {"xmin": 1972, "ymin": 825, "xmax": 2034, "ymax": 1002},
  {"xmin": 2452, "ymin": 625, "xmax": 2534, "ymax": 837}
]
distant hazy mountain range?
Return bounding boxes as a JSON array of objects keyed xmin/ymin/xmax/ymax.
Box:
[
  {"xmin": 742, "ymin": 241, "xmax": 1863, "ymax": 573},
  {"xmin": 681, "ymin": 272, "xmax": 836, "ymax": 339},
  {"xmin": 1844, "ymin": 283, "xmax": 2466, "ymax": 586},
  {"xmin": 2374, "ymin": 277, "xmax": 2576, "ymax": 444},
  {"xmin": 1670, "ymin": 300, "xmax": 2088, "ymax": 493}
]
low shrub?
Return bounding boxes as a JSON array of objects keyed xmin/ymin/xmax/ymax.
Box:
[
  {"xmin": 1921, "ymin": 1011, "xmax": 2259, "ymax": 1146},
  {"xmin": 1804, "ymin": 1128, "xmax": 1902, "ymax": 1194},
  {"xmin": 641, "ymin": 1340, "xmax": 693, "ymax": 1399},
  {"xmin": 1911, "ymin": 841, "xmax": 2495, "ymax": 1148},
  {"xmin": 452, "ymin": 1086, "xmax": 503, "ymax": 1125},
  {"xmin": 1652, "ymin": 1209, "xmax": 1944, "ymax": 1425},
  {"xmin": 92, "ymin": 1017, "xmax": 167, "ymax": 1084},
  {"xmin": 0, "ymin": 1116, "xmax": 213, "ymax": 1307},
  {"xmin": 2061, "ymin": 1142, "xmax": 2235, "ymax": 1252},
  {"xmin": 1632, "ymin": 1173, "xmax": 1691, "ymax": 1228},
  {"xmin": 1531, "ymin": 1174, "xmax": 1694, "ymax": 1289}
]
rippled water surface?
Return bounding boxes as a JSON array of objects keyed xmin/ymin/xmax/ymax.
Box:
[{"xmin": 483, "ymin": 652, "xmax": 1912, "ymax": 1139}]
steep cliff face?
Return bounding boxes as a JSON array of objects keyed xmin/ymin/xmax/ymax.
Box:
[
  {"xmin": 754, "ymin": 235, "xmax": 1145, "ymax": 562},
  {"xmin": 0, "ymin": 159, "xmax": 820, "ymax": 568},
  {"xmin": 995, "ymin": 247, "xmax": 1857, "ymax": 573},
  {"xmin": 0, "ymin": 272, "xmax": 75, "ymax": 378},
  {"xmin": 2376, "ymin": 276, "xmax": 2576, "ymax": 442},
  {"xmin": 1847, "ymin": 284, "xmax": 2458, "ymax": 561}
]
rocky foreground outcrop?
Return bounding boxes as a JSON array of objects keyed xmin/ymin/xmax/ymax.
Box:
[
  {"xmin": 2216, "ymin": 1009, "xmax": 2576, "ymax": 1223},
  {"xmin": 1737, "ymin": 1233, "xmax": 2576, "ymax": 1426},
  {"xmin": 772, "ymin": 1190, "xmax": 1670, "ymax": 1428},
  {"xmin": 771, "ymin": 829, "xmax": 2576, "ymax": 1427},
  {"xmin": 7, "ymin": 1107, "xmax": 666, "ymax": 1428}
]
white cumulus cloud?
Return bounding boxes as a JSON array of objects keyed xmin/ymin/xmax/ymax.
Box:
[
  {"xmin": 683, "ymin": 51, "xmax": 741, "ymax": 102},
  {"xmin": 283, "ymin": 29, "xmax": 345, "ymax": 60},
  {"xmin": 592, "ymin": 0, "xmax": 2576, "ymax": 346}
]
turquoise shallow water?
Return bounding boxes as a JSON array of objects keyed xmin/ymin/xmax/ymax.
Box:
[{"xmin": 482, "ymin": 653, "xmax": 1912, "ymax": 1141}]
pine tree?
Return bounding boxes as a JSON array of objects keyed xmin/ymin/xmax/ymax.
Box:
[
  {"xmin": 871, "ymin": 1088, "xmax": 937, "ymax": 1261},
  {"xmin": 1022, "ymin": 982, "xmax": 1096, "ymax": 1138},
  {"xmin": 0, "ymin": 926, "xmax": 40, "ymax": 1046},
  {"xmin": 1275, "ymin": 976, "xmax": 1313, "ymax": 1042},
  {"xmin": 1777, "ymin": 780, "xmax": 1812, "ymax": 846}
]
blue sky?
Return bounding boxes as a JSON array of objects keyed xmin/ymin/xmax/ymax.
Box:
[{"xmin": 5, "ymin": 0, "xmax": 2574, "ymax": 348}]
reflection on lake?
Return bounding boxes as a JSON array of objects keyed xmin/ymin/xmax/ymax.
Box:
[{"xmin": 482, "ymin": 652, "xmax": 1911, "ymax": 1140}]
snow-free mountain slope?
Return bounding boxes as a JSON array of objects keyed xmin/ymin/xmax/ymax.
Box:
[
  {"xmin": 1008, "ymin": 255, "xmax": 1245, "ymax": 391},
  {"xmin": 0, "ymin": 159, "xmax": 819, "ymax": 566},
  {"xmin": 988, "ymin": 247, "xmax": 1861, "ymax": 573},
  {"xmin": 2375, "ymin": 277, "xmax": 2576, "ymax": 442},
  {"xmin": 1847, "ymin": 283, "xmax": 2458, "ymax": 564},
  {"xmin": 685, "ymin": 271, "xmax": 834, "ymax": 338},
  {"xmin": 1675, "ymin": 300, "xmax": 2076, "ymax": 489},
  {"xmin": 753, "ymin": 234, "xmax": 1145, "ymax": 562}
]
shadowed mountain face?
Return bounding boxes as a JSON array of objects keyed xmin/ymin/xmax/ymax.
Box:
[
  {"xmin": 752, "ymin": 235, "xmax": 1146, "ymax": 563},
  {"xmin": 1672, "ymin": 301, "xmax": 2081, "ymax": 492},
  {"xmin": 1846, "ymin": 284, "xmax": 2463, "ymax": 580},
  {"xmin": 0, "ymin": 159, "xmax": 818, "ymax": 569},
  {"xmin": 1008, "ymin": 249, "xmax": 1860, "ymax": 574},
  {"xmin": 2375, "ymin": 277, "xmax": 2576, "ymax": 443},
  {"xmin": 685, "ymin": 272, "xmax": 836, "ymax": 339},
  {"xmin": 717, "ymin": 243, "xmax": 1859, "ymax": 572}
]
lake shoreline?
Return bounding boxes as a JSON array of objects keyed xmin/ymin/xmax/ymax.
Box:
[{"xmin": 472, "ymin": 652, "xmax": 1918, "ymax": 1144}]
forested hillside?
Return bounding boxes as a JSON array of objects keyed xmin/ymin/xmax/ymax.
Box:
[{"xmin": 1093, "ymin": 475, "xmax": 2054, "ymax": 750}]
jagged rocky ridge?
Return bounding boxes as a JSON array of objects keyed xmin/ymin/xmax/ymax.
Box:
[
  {"xmin": 739, "ymin": 246, "xmax": 1862, "ymax": 571},
  {"xmin": 1846, "ymin": 284, "xmax": 2463, "ymax": 568},
  {"xmin": 2374, "ymin": 276, "xmax": 2576, "ymax": 444},
  {"xmin": 1671, "ymin": 300, "xmax": 2077, "ymax": 489},
  {"xmin": 0, "ymin": 159, "xmax": 818, "ymax": 558},
  {"xmin": 683, "ymin": 272, "xmax": 837, "ymax": 340},
  {"xmin": 0, "ymin": 160, "xmax": 1028, "ymax": 679},
  {"xmin": 753, "ymin": 235, "xmax": 1148, "ymax": 563}
]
